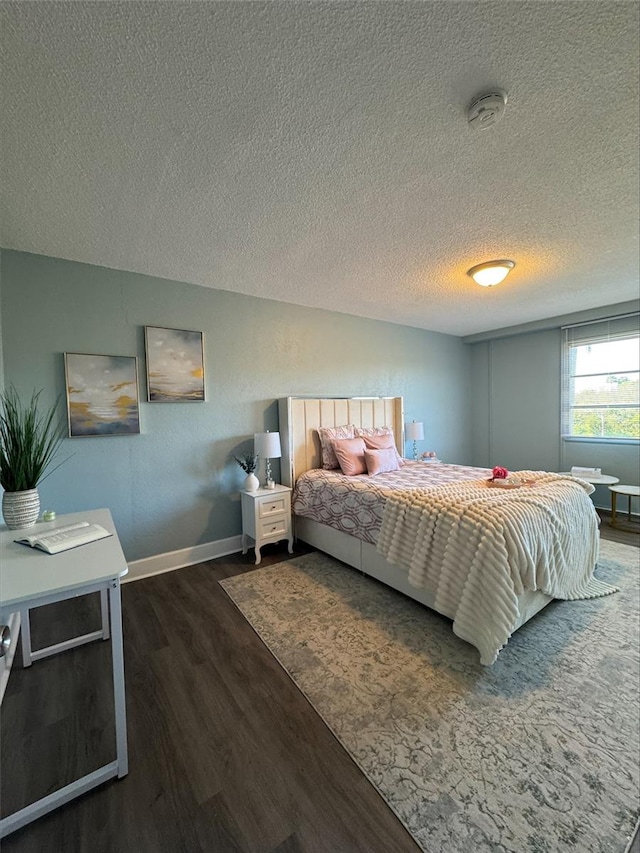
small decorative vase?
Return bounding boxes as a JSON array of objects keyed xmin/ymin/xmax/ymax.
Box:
[
  {"xmin": 2, "ymin": 488, "xmax": 41, "ymax": 530},
  {"xmin": 244, "ymin": 473, "xmax": 260, "ymax": 492}
]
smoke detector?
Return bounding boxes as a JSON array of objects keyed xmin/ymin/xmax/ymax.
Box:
[{"xmin": 467, "ymin": 90, "xmax": 508, "ymax": 129}]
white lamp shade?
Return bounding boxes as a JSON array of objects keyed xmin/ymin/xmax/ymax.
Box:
[
  {"xmin": 254, "ymin": 431, "xmax": 282, "ymax": 459},
  {"xmin": 405, "ymin": 421, "xmax": 424, "ymax": 441}
]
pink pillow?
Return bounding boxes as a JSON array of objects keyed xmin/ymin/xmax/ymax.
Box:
[
  {"xmin": 365, "ymin": 447, "xmax": 400, "ymax": 476},
  {"xmin": 362, "ymin": 433, "xmax": 394, "ymax": 450},
  {"xmin": 355, "ymin": 427, "xmax": 404, "ymax": 465},
  {"xmin": 331, "ymin": 437, "xmax": 367, "ymax": 476},
  {"xmin": 317, "ymin": 424, "xmax": 355, "ymax": 469}
]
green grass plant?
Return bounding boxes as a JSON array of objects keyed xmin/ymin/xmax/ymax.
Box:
[{"xmin": 0, "ymin": 386, "xmax": 66, "ymax": 492}]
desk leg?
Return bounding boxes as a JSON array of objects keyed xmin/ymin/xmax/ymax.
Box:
[
  {"xmin": 100, "ymin": 588, "xmax": 110, "ymax": 640},
  {"xmin": 611, "ymin": 490, "xmax": 618, "ymax": 528},
  {"xmin": 20, "ymin": 608, "xmax": 32, "ymax": 668},
  {"xmin": 108, "ymin": 582, "xmax": 128, "ymax": 778},
  {"xmin": 21, "ymin": 592, "xmax": 111, "ymax": 664},
  {"xmin": 0, "ymin": 580, "xmax": 129, "ymax": 839}
]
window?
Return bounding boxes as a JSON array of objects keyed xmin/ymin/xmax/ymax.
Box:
[{"xmin": 562, "ymin": 314, "xmax": 640, "ymax": 441}]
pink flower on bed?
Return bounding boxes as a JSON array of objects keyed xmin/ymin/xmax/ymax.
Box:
[{"xmin": 492, "ymin": 466, "xmax": 509, "ymax": 480}]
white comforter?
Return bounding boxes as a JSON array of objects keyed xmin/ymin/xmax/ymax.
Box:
[{"xmin": 376, "ymin": 471, "xmax": 613, "ymax": 664}]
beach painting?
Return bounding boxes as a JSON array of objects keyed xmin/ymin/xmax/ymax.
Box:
[
  {"xmin": 145, "ymin": 326, "xmax": 205, "ymax": 402},
  {"xmin": 65, "ymin": 353, "xmax": 141, "ymax": 437}
]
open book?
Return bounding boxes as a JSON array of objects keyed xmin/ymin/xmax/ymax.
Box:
[{"xmin": 14, "ymin": 520, "xmax": 112, "ymax": 555}]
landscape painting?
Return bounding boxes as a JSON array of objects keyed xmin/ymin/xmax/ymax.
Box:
[
  {"xmin": 145, "ymin": 326, "xmax": 205, "ymax": 402},
  {"xmin": 65, "ymin": 353, "xmax": 141, "ymax": 437}
]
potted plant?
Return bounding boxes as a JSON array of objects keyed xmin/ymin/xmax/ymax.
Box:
[
  {"xmin": 234, "ymin": 451, "xmax": 260, "ymax": 492},
  {"xmin": 0, "ymin": 386, "xmax": 66, "ymax": 529}
]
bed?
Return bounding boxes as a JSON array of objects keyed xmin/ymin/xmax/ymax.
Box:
[{"xmin": 278, "ymin": 396, "xmax": 607, "ymax": 664}]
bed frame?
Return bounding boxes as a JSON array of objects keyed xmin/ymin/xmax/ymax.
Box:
[{"xmin": 278, "ymin": 396, "xmax": 553, "ymax": 634}]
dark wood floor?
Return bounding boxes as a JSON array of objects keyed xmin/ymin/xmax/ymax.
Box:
[{"xmin": 1, "ymin": 514, "xmax": 638, "ymax": 853}]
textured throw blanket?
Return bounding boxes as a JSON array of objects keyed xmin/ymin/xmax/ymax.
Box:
[{"xmin": 376, "ymin": 471, "xmax": 616, "ymax": 664}]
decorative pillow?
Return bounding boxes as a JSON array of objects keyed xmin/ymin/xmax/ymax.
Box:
[
  {"xmin": 365, "ymin": 447, "xmax": 401, "ymax": 476},
  {"xmin": 331, "ymin": 437, "xmax": 367, "ymax": 476},
  {"xmin": 361, "ymin": 432, "xmax": 394, "ymax": 450},
  {"xmin": 317, "ymin": 424, "xmax": 355, "ymax": 470},
  {"xmin": 355, "ymin": 427, "xmax": 404, "ymax": 465}
]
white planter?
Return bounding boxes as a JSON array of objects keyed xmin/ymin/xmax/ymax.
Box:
[
  {"xmin": 244, "ymin": 473, "xmax": 260, "ymax": 492},
  {"xmin": 2, "ymin": 488, "xmax": 41, "ymax": 530}
]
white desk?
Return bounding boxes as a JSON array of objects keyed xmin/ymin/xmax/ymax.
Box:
[{"xmin": 0, "ymin": 508, "xmax": 129, "ymax": 838}]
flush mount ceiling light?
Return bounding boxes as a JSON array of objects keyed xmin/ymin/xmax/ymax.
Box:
[{"xmin": 467, "ymin": 260, "xmax": 515, "ymax": 287}]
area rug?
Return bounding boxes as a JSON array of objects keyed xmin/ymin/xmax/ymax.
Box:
[{"xmin": 220, "ymin": 540, "xmax": 639, "ymax": 853}]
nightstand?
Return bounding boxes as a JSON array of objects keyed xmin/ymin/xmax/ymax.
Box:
[{"xmin": 241, "ymin": 484, "xmax": 293, "ymax": 565}]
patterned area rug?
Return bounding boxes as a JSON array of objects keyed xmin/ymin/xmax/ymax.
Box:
[{"xmin": 220, "ymin": 541, "xmax": 639, "ymax": 853}]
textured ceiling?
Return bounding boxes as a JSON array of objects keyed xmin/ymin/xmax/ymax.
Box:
[{"xmin": 1, "ymin": 1, "xmax": 638, "ymax": 336}]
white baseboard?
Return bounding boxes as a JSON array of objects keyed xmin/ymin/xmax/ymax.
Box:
[{"xmin": 124, "ymin": 535, "xmax": 243, "ymax": 583}]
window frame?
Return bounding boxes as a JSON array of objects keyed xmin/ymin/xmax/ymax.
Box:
[{"xmin": 561, "ymin": 313, "xmax": 640, "ymax": 444}]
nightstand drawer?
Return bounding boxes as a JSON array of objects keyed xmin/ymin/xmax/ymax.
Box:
[
  {"xmin": 258, "ymin": 496, "xmax": 289, "ymax": 518},
  {"xmin": 259, "ymin": 516, "xmax": 288, "ymax": 538}
]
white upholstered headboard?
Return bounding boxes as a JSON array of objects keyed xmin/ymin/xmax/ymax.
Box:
[{"xmin": 278, "ymin": 396, "xmax": 405, "ymax": 486}]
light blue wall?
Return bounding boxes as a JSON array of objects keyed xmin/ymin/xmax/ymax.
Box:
[
  {"xmin": 0, "ymin": 250, "xmax": 4, "ymax": 392},
  {"xmin": 469, "ymin": 322, "xmax": 640, "ymax": 512},
  {"xmin": 0, "ymin": 250, "xmax": 472, "ymax": 561}
]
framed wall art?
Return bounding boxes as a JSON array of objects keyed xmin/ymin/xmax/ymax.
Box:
[
  {"xmin": 144, "ymin": 326, "xmax": 205, "ymax": 402},
  {"xmin": 65, "ymin": 353, "xmax": 141, "ymax": 437}
]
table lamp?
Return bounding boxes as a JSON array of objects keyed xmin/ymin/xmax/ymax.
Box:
[
  {"xmin": 405, "ymin": 421, "xmax": 424, "ymax": 461},
  {"xmin": 254, "ymin": 431, "xmax": 282, "ymax": 489}
]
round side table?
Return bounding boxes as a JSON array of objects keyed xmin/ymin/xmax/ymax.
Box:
[
  {"xmin": 608, "ymin": 485, "xmax": 640, "ymax": 533},
  {"xmin": 558, "ymin": 472, "xmax": 620, "ymax": 486}
]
